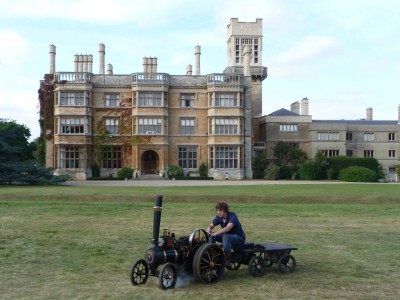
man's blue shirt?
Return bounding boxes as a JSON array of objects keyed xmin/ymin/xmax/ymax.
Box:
[{"xmin": 212, "ymin": 212, "xmax": 246, "ymax": 240}]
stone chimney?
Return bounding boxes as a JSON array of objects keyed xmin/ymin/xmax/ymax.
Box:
[
  {"xmin": 186, "ymin": 64, "xmax": 193, "ymax": 75},
  {"xmin": 366, "ymin": 107, "xmax": 373, "ymax": 120},
  {"xmin": 301, "ymin": 97, "xmax": 309, "ymax": 115},
  {"xmin": 49, "ymin": 45, "xmax": 56, "ymax": 74},
  {"xmin": 107, "ymin": 64, "xmax": 113, "ymax": 75},
  {"xmin": 78, "ymin": 55, "xmax": 83, "ymax": 72},
  {"xmin": 398, "ymin": 104, "xmax": 400, "ymax": 124},
  {"xmin": 88, "ymin": 55, "xmax": 93, "ymax": 73},
  {"xmin": 99, "ymin": 43, "xmax": 105, "ymax": 74},
  {"xmin": 291, "ymin": 101, "xmax": 300, "ymax": 114},
  {"xmin": 151, "ymin": 57, "xmax": 157, "ymax": 73},
  {"xmin": 83, "ymin": 54, "xmax": 88, "ymax": 72},
  {"xmin": 143, "ymin": 57, "xmax": 148, "ymax": 73},
  {"xmin": 74, "ymin": 54, "xmax": 79, "ymax": 72},
  {"xmin": 195, "ymin": 45, "xmax": 201, "ymax": 75}
]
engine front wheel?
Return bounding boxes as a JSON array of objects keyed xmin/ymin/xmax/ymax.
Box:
[
  {"xmin": 159, "ymin": 263, "xmax": 177, "ymax": 289},
  {"xmin": 130, "ymin": 259, "xmax": 149, "ymax": 285}
]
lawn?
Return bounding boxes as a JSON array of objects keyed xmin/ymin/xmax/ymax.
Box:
[{"xmin": 0, "ymin": 184, "xmax": 399, "ymax": 299}]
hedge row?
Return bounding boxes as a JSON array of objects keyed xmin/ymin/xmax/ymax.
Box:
[
  {"xmin": 326, "ymin": 156, "xmax": 381, "ymax": 179},
  {"xmin": 297, "ymin": 156, "xmax": 382, "ymax": 181}
]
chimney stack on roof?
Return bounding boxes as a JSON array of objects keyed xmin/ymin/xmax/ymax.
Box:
[
  {"xmin": 301, "ymin": 97, "xmax": 309, "ymax": 115},
  {"xmin": 99, "ymin": 43, "xmax": 105, "ymax": 74},
  {"xmin": 195, "ymin": 45, "xmax": 201, "ymax": 75},
  {"xmin": 366, "ymin": 107, "xmax": 373, "ymax": 120},
  {"xmin": 290, "ymin": 101, "xmax": 300, "ymax": 114},
  {"xmin": 49, "ymin": 44, "xmax": 56, "ymax": 74},
  {"xmin": 186, "ymin": 64, "xmax": 193, "ymax": 75}
]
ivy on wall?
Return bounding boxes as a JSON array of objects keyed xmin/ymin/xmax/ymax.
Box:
[{"xmin": 37, "ymin": 74, "xmax": 55, "ymax": 166}]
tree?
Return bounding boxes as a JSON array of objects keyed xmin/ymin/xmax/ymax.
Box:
[
  {"xmin": 0, "ymin": 119, "xmax": 34, "ymax": 161},
  {"xmin": 0, "ymin": 120, "xmax": 33, "ymax": 183},
  {"xmin": 273, "ymin": 141, "xmax": 308, "ymax": 179},
  {"xmin": 252, "ymin": 152, "xmax": 267, "ymax": 179},
  {"xmin": 0, "ymin": 119, "xmax": 69, "ymax": 185}
]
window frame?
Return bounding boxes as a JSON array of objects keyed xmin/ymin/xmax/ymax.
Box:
[
  {"xmin": 280, "ymin": 124, "xmax": 298, "ymax": 132},
  {"xmin": 102, "ymin": 145, "xmax": 122, "ymax": 169},
  {"xmin": 59, "ymin": 117, "xmax": 87, "ymax": 134},
  {"xmin": 180, "ymin": 118, "xmax": 195, "ymax": 135},
  {"xmin": 138, "ymin": 118, "xmax": 162, "ymax": 134},
  {"xmin": 178, "ymin": 145, "xmax": 198, "ymax": 169},
  {"xmin": 105, "ymin": 94, "xmax": 120, "ymax": 107},
  {"xmin": 60, "ymin": 92, "xmax": 86, "ymax": 106},
  {"xmin": 105, "ymin": 118, "xmax": 119, "ymax": 135},
  {"xmin": 180, "ymin": 94, "xmax": 195, "ymax": 108},
  {"xmin": 59, "ymin": 146, "xmax": 84, "ymax": 169}
]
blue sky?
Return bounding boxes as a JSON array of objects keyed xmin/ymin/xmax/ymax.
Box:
[{"xmin": 1, "ymin": 0, "xmax": 399, "ymax": 140}]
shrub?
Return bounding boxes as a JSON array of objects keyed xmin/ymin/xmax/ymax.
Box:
[
  {"xmin": 92, "ymin": 163, "xmax": 100, "ymax": 178},
  {"xmin": 327, "ymin": 156, "xmax": 381, "ymax": 179},
  {"xmin": 327, "ymin": 168, "xmax": 335, "ymax": 180},
  {"xmin": 279, "ymin": 165, "xmax": 293, "ymax": 180},
  {"xmin": 199, "ymin": 163, "xmax": 208, "ymax": 177},
  {"xmin": 167, "ymin": 165, "xmax": 184, "ymax": 179},
  {"xmin": 298, "ymin": 160, "xmax": 322, "ymax": 180},
  {"xmin": 253, "ymin": 152, "xmax": 267, "ymax": 179},
  {"xmin": 117, "ymin": 167, "xmax": 134, "ymax": 179},
  {"xmin": 339, "ymin": 166, "xmax": 378, "ymax": 182},
  {"xmin": 264, "ymin": 163, "xmax": 280, "ymax": 180}
]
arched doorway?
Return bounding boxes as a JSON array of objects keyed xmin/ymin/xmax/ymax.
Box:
[{"xmin": 141, "ymin": 150, "xmax": 159, "ymax": 174}]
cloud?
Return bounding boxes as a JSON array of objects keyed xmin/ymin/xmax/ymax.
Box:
[
  {"xmin": 0, "ymin": 29, "xmax": 30, "ymax": 67},
  {"xmin": 3, "ymin": 0, "xmax": 199, "ymax": 27},
  {"xmin": 266, "ymin": 35, "xmax": 342, "ymax": 79},
  {"xmin": 276, "ymin": 35, "xmax": 341, "ymax": 64}
]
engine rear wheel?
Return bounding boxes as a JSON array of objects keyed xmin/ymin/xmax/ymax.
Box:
[
  {"xmin": 130, "ymin": 259, "xmax": 149, "ymax": 285},
  {"xmin": 159, "ymin": 263, "xmax": 177, "ymax": 289},
  {"xmin": 193, "ymin": 243, "xmax": 225, "ymax": 284}
]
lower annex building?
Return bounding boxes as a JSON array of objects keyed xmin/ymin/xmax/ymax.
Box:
[{"xmin": 38, "ymin": 18, "xmax": 399, "ymax": 181}]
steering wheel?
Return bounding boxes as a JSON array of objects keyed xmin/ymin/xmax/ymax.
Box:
[{"xmin": 188, "ymin": 229, "xmax": 209, "ymax": 251}]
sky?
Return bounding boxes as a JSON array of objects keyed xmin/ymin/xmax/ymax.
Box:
[{"xmin": 1, "ymin": 0, "xmax": 400, "ymax": 141}]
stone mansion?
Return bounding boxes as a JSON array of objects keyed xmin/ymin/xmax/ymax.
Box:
[{"xmin": 38, "ymin": 18, "xmax": 399, "ymax": 180}]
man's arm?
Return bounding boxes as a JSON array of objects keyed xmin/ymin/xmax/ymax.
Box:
[
  {"xmin": 206, "ymin": 223, "xmax": 215, "ymax": 234},
  {"xmin": 211, "ymin": 222, "xmax": 234, "ymax": 236}
]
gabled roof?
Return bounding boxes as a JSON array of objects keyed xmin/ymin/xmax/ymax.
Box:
[{"xmin": 268, "ymin": 108, "xmax": 299, "ymax": 116}]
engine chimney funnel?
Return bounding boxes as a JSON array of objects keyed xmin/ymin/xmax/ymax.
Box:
[{"xmin": 152, "ymin": 195, "xmax": 163, "ymax": 248}]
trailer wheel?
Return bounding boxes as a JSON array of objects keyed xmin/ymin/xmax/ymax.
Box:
[
  {"xmin": 278, "ymin": 254, "xmax": 296, "ymax": 273},
  {"xmin": 226, "ymin": 262, "xmax": 241, "ymax": 271},
  {"xmin": 130, "ymin": 259, "xmax": 149, "ymax": 285},
  {"xmin": 159, "ymin": 263, "xmax": 177, "ymax": 289},
  {"xmin": 193, "ymin": 243, "xmax": 225, "ymax": 284},
  {"xmin": 263, "ymin": 253, "xmax": 274, "ymax": 267},
  {"xmin": 248, "ymin": 256, "xmax": 266, "ymax": 277}
]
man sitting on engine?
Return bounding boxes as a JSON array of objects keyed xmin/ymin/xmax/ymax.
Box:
[{"xmin": 206, "ymin": 201, "xmax": 246, "ymax": 263}]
